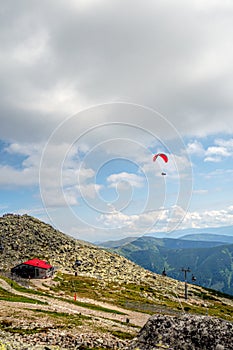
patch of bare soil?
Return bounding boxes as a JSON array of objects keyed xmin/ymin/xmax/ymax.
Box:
[{"xmin": 0, "ymin": 277, "xmax": 149, "ymax": 349}]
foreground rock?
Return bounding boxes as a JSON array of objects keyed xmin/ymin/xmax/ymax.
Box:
[
  {"xmin": 0, "ymin": 329, "xmax": 130, "ymax": 349},
  {"xmin": 128, "ymin": 313, "xmax": 233, "ymax": 350}
]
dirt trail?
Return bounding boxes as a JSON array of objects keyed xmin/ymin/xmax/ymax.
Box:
[{"xmin": 0, "ymin": 277, "xmax": 150, "ymax": 328}]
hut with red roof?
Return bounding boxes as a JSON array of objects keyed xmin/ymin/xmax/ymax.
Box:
[{"xmin": 11, "ymin": 258, "xmax": 54, "ymax": 279}]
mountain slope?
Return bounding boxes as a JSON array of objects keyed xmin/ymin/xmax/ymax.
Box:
[
  {"xmin": 110, "ymin": 236, "xmax": 233, "ymax": 295},
  {"xmin": 180, "ymin": 233, "xmax": 233, "ymax": 244},
  {"xmin": 101, "ymin": 236, "xmax": 227, "ymax": 249},
  {"xmin": 0, "ymin": 213, "xmax": 158, "ymax": 285},
  {"xmin": 146, "ymin": 225, "xmax": 233, "ymax": 239},
  {"xmin": 1, "ymin": 214, "xmax": 233, "ymax": 349}
]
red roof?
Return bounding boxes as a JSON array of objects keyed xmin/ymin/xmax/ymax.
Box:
[{"xmin": 23, "ymin": 258, "xmax": 52, "ymax": 269}]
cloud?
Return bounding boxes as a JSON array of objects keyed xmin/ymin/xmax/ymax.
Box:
[
  {"xmin": 98, "ymin": 205, "xmax": 187, "ymax": 234},
  {"xmin": 98, "ymin": 204, "xmax": 233, "ymax": 235},
  {"xmin": 1, "ymin": 0, "xmax": 233, "ymax": 145},
  {"xmin": 204, "ymin": 138, "xmax": 233, "ymax": 162},
  {"xmin": 0, "ymin": 165, "xmax": 38, "ymax": 187},
  {"xmin": 183, "ymin": 207, "xmax": 233, "ymax": 228},
  {"xmin": 205, "ymin": 146, "xmax": 231, "ymax": 157},
  {"xmin": 107, "ymin": 172, "xmax": 144, "ymax": 189},
  {"xmin": 186, "ymin": 138, "xmax": 233, "ymax": 162},
  {"xmin": 187, "ymin": 140, "xmax": 205, "ymax": 156},
  {"xmin": 215, "ymin": 139, "xmax": 233, "ymax": 148},
  {"xmin": 1, "ymin": 1, "xmax": 233, "ymax": 241},
  {"xmin": 0, "ymin": 142, "xmax": 42, "ymax": 187}
]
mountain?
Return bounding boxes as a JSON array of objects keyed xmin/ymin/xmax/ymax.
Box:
[
  {"xmin": 0, "ymin": 213, "xmax": 157, "ymax": 285},
  {"xmin": 101, "ymin": 236, "xmax": 228, "ymax": 250},
  {"xmin": 1, "ymin": 213, "xmax": 233, "ymax": 349},
  {"xmin": 98, "ymin": 236, "xmax": 139, "ymax": 248},
  {"xmin": 145, "ymin": 225, "xmax": 233, "ymax": 239},
  {"xmin": 180, "ymin": 233, "xmax": 233, "ymax": 244},
  {"xmin": 108, "ymin": 235, "xmax": 233, "ymax": 295}
]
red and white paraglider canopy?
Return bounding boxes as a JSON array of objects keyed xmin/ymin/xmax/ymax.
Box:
[
  {"xmin": 152, "ymin": 153, "xmax": 168, "ymax": 163},
  {"xmin": 153, "ymin": 153, "xmax": 168, "ymax": 175}
]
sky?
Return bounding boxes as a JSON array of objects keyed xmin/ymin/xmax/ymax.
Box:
[{"xmin": 0, "ymin": 0, "xmax": 233, "ymax": 242}]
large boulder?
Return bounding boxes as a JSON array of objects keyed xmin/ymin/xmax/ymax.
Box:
[{"xmin": 128, "ymin": 313, "xmax": 233, "ymax": 350}]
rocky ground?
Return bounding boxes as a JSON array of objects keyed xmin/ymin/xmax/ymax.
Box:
[
  {"xmin": 1, "ymin": 214, "xmax": 233, "ymax": 349},
  {"xmin": 1, "ymin": 275, "xmax": 233, "ymax": 349},
  {"xmin": 128, "ymin": 313, "xmax": 233, "ymax": 350},
  {"xmin": 0, "ymin": 214, "xmax": 162, "ymax": 285},
  {"xmin": 0, "ymin": 277, "xmax": 146, "ymax": 349}
]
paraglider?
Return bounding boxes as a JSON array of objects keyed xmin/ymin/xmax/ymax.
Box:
[
  {"xmin": 153, "ymin": 153, "xmax": 168, "ymax": 163},
  {"xmin": 153, "ymin": 153, "xmax": 168, "ymax": 175}
]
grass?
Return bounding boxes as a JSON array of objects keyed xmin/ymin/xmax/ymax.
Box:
[
  {"xmin": 0, "ymin": 319, "xmax": 50, "ymax": 335},
  {"xmin": 50, "ymin": 273, "xmax": 165, "ymax": 313},
  {"xmin": 58, "ymin": 296, "xmax": 126, "ymax": 314},
  {"xmin": 0, "ymin": 275, "xmax": 47, "ymax": 296},
  {"xmin": 0, "ymin": 274, "xmax": 126, "ymax": 315},
  {"xmin": 49, "ymin": 272, "xmax": 233, "ymax": 322},
  {"xmin": 111, "ymin": 330, "xmax": 135, "ymax": 340},
  {"xmin": 2, "ymin": 272, "xmax": 233, "ymax": 323},
  {"xmin": 27, "ymin": 308, "xmax": 92, "ymax": 327},
  {"xmin": 0, "ymin": 286, "xmax": 47, "ymax": 304}
]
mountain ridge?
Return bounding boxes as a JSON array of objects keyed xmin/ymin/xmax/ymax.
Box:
[
  {"xmin": 1, "ymin": 213, "xmax": 233, "ymax": 349},
  {"xmin": 107, "ymin": 235, "xmax": 233, "ymax": 295}
]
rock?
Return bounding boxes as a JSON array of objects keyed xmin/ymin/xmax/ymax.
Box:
[
  {"xmin": 0, "ymin": 214, "xmax": 159, "ymax": 285},
  {"xmin": 127, "ymin": 313, "xmax": 233, "ymax": 350}
]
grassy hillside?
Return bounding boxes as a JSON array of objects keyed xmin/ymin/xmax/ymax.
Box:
[
  {"xmin": 1, "ymin": 214, "xmax": 233, "ymax": 348},
  {"xmin": 110, "ymin": 236, "xmax": 233, "ymax": 295},
  {"xmin": 180, "ymin": 233, "xmax": 233, "ymax": 244}
]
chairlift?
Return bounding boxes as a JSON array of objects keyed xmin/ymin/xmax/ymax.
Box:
[
  {"xmin": 75, "ymin": 259, "xmax": 82, "ymax": 267},
  {"xmin": 162, "ymin": 268, "xmax": 167, "ymax": 276},
  {"xmin": 192, "ymin": 274, "xmax": 196, "ymax": 282}
]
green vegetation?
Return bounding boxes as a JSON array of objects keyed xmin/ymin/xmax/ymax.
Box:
[
  {"xmin": 0, "ymin": 319, "xmax": 49, "ymax": 335},
  {"xmin": 58, "ymin": 296, "xmax": 126, "ymax": 314},
  {"xmin": 0, "ymin": 275, "xmax": 46, "ymax": 296},
  {"xmin": 111, "ymin": 236, "xmax": 233, "ymax": 296},
  {"xmin": 111, "ymin": 330, "xmax": 135, "ymax": 340},
  {"xmin": 51, "ymin": 273, "xmax": 166, "ymax": 314},
  {"xmin": 27, "ymin": 308, "xmax": 91, "ymax": 327},
  {"xmin": 49, "ymin": 272, "xmax": 233, "ymax": 322},
  {"xmin": 2, "ymin": 271, "xmax": 233, "ymax": 322},
  {"xmin": 0, "ymin": 286, "xmax": 47, "ymax": 304}
]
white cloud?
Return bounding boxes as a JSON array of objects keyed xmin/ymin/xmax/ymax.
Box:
[
  {"xmin": 205, "ymin": 146, "xmax": 231, "ymax": 157},
  {"xmin": 78, "ymin": 183, "xmax": 103, "ymax": 199},
  {"xmin": 215, "ymin": 138, "xmax": 233, "ymax": 149},
  {"xmin": 0, "ymin": 142, "xmax": 43, "ymax": 187},
  {"xmin": 186, "ymin": 140, "xmax": 205, "ymax": 156},
  {"xmin": 1, "ymin": 0, "xmax": 233, "ymax": 144},
  {"xmin": 204, "ymin": 138, "xmax": 233, "ymax": 162},
  {"xmin": 98, "ymin": 204, "xmax": 233, "ymax": 235},
  {"xmin": 1, "ymin": 1, "xmax": 233, "ymax": 241},
  {"xmin": 183, "ymin": 207, "xmax": 233, "ymax": 228},
  {"xmin": 0, "ymin": 165, "xmax": 38, "ymax": 187},
  {"xmin": 107, "ymin": 172, "xmax": 144, "ymax": 189},
  {"xmin": 186, "ymin": 138, "xmax": 233, "ymax": 162},
  {"xmin": 98, "ymin": 205, "xmax": 186, "ymax": 234}
]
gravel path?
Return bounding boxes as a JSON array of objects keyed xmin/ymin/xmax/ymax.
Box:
[
  {"xmin": 0, "ymin": 278, "xmax": 150, "ymax": 327},
  {"xmin": 0, "ymin": 277, "xmax": 151, "ymax": 349}
]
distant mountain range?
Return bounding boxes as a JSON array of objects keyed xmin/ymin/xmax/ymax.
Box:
[
  {"xmin": 99, "ymin": 225, "xmax": 233, "ymax": 295},
  {"xmin": 144, "ymin": 225, "xmax": 233, "ymax": 239},
  {"xmin": 179, "ymin": 233, "xmax": 233, "ymax": 244}
]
